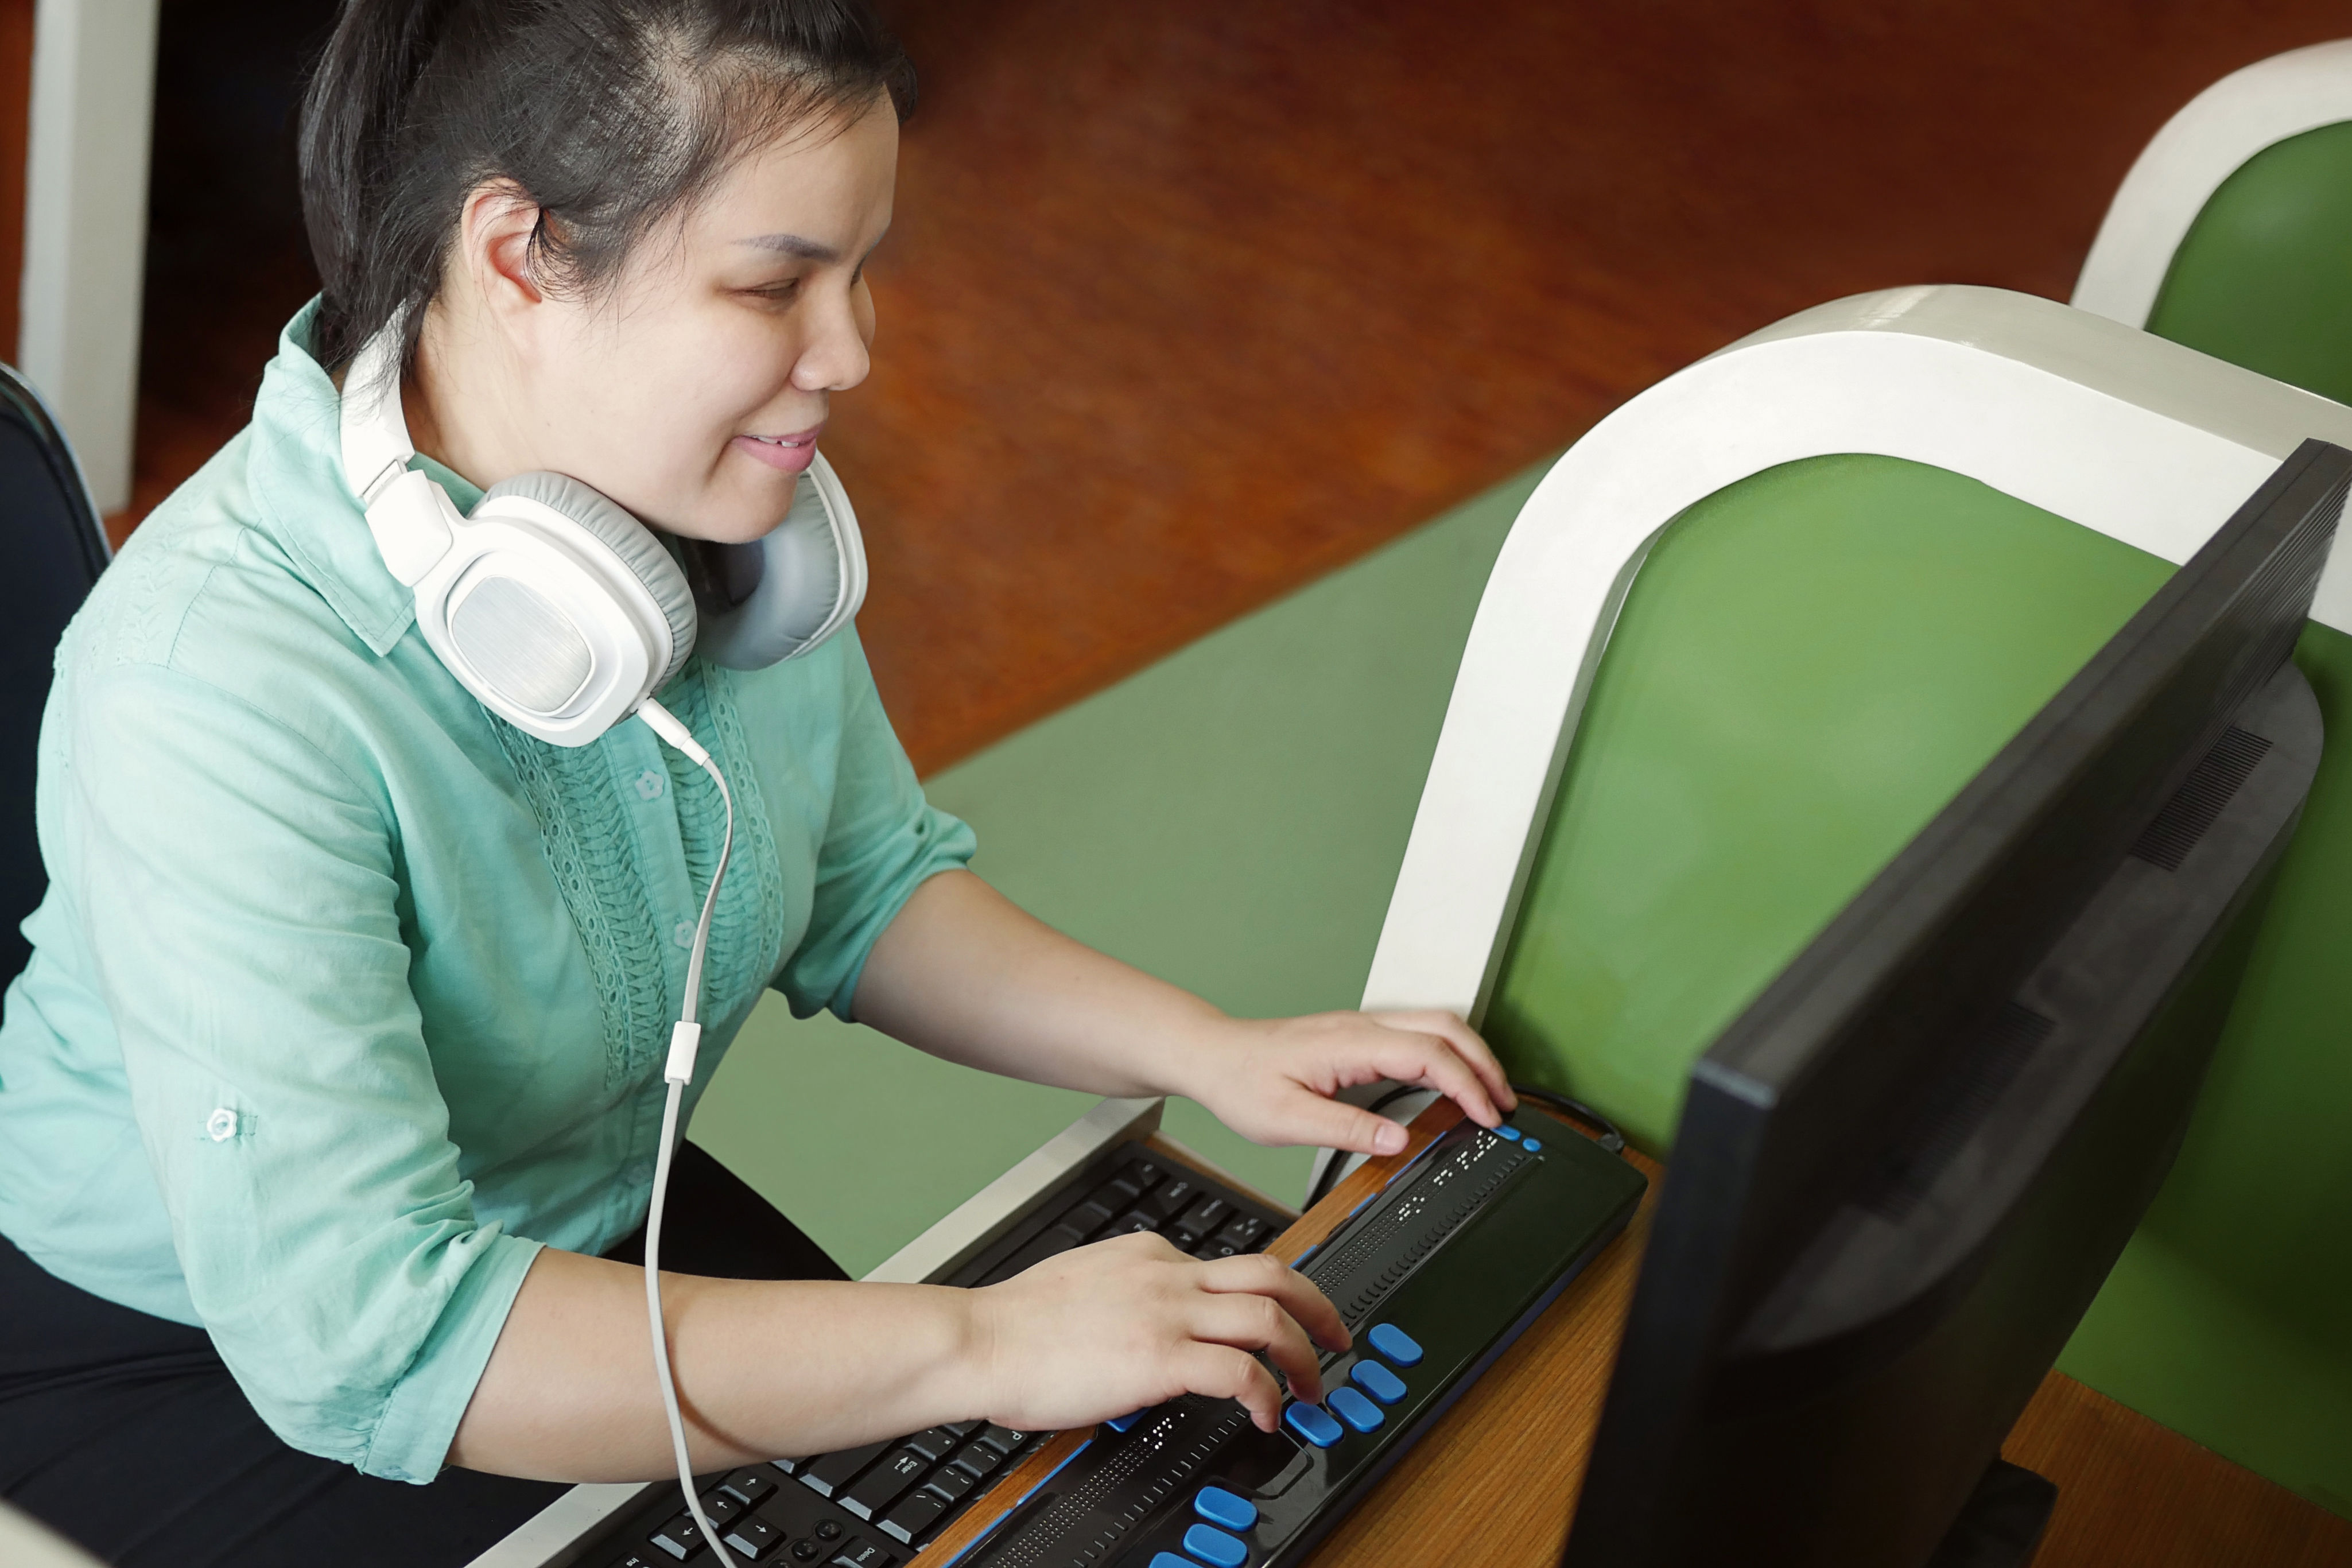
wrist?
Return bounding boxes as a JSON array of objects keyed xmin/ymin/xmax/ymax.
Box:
[{"xmin": 1151, "ymin": 1012, "xmax": 1257, "ymax": 1108}]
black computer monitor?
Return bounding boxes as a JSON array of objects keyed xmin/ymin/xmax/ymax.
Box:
[{"xmin": 1559, "ymin": 440, "xmax": 2349, "ymax": 1568}]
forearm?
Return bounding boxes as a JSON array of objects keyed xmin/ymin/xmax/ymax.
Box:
[
  {"xmin": 448, "ymin": 1248, "xmax": 983, "ymax": 1481},
  {"xmin": 853, "ymin": 870, "xmax": 1231, "ymax": 1101}
]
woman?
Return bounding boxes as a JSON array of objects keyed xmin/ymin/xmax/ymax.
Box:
[{"xmin": 0, "ymin": 3, "xmax": 1512, "ymax": 1563}]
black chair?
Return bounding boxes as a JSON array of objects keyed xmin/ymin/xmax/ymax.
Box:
[{"xmin": 0, "ymin": 364, "xmax": 110, "ymax": 988}]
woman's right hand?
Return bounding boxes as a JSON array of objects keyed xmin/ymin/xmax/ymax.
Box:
[{"xmin": 965, "ymin": 1234, "xmax": 1348, "ymax": 1434}]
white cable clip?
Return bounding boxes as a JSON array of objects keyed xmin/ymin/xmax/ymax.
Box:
[{"xmin": 664, "ymin": 1020, "xmax": 703, "ymax": 1085}]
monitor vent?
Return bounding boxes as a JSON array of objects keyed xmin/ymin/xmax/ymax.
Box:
[
  {"xmin": 1862, "ymin": 1003, "xmax": 2056, "ymax": 1223},
  {"xmin": 2129, "ymin": 725, "xmax": 2272, "ymax": 872}
]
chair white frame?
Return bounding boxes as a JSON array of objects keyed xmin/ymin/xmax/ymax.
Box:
[
  {"xmin": 1357, "ymin": 285, "xmax": 2352, "ymax": 1036},
  {"xmin": 2073, "ymin": 38, "xmax": 2352, "ymax": 329}
]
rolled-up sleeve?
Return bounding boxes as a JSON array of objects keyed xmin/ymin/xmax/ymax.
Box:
[
  {"xmin": 68, "ymin": 661, "xmax": 539, "ymax": 1482},
  {"xmin": 775, "ymin": 634, "xmax": 976, "ymax": 1020}
]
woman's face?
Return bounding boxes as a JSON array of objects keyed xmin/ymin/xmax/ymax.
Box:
[{"xmin": 507, "ymin": 98, "xmax": 899, "ymax": 544}]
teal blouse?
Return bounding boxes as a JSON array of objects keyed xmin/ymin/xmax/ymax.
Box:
[{"xmin": 0, "ymin": 304, "xmax": 975, "ymax": 1483}]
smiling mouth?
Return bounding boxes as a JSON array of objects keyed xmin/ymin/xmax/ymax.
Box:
[{"xmin": 743, "ymin": 426, "xmax": 822, "ymax": 448}]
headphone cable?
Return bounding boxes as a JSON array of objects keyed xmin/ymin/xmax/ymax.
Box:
[{"xmin": 637, "ymin": 697, "xmax": 740, "ymax": 1568}]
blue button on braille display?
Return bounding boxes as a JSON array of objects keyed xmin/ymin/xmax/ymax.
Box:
[
  {"xmin": 1194, "ymin": 1487, "xmax": 1258, "ymax": 1532},
  {"xmin": 1523, "ymin": 1138, "xmax": 1543, "ymax": 1152},
  {"xmin": 1350, "ymin": 1360, "xmax": 1406, "ymax": 1404},
  {"xmin": 1367, "ymin": 1322, "xmax": 1423, "ymax": 1367},
  {"xmin": 1151, "ymin": 1554, "xmax": 1196, "ymax": 1568},
  {"xmin": 1495, "ymin": 1124, "xmax": 1522, "ymax": 1141},
  {"xmin": 1328, "ymin": 1385, "xmax": 1384, "ymax": 1433},
  {"xmin": 1283, "ymin": 1401, "xmax": 1344, "ymax": 1447},
  {"xmin": 1105, "ymin": 1408, "xmax": 1149, "ymax": 1433},
  {"xmin": 1184, "ymin": 1524, "xmax": 1249, "ymax": 1567}
]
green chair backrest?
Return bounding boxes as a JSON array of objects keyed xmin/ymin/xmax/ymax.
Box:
[
  {"xmin": 2147, "ymin": 119, "xmax": 2352, "ymax": 407},
  {"xmin": 1478, "ymin": 450, "xmax": 2352, "ymax": 1516}
]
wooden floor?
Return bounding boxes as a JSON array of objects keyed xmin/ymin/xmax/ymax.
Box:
[{"xmin": 6, "ymin": 3, "xmax": 2350, "ymax": 769}]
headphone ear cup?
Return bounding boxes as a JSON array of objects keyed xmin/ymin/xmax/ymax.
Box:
[
  {"xmin": 478, "ymin": 471, "xmax": 698, "ymax": 689},
  {"xmin": 691, "ymin": 452, "xmax": 868, "ymax": 670}
]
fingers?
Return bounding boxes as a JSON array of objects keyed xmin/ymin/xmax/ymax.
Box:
[
  {"xmin": 1200, "ymin": 1252, "xmax": 1348, "ymax": 1353},
  {"xmin": 1397, "ymin": 1011, "xmax": 1517, "ymax": 1113},
  {"xmin": 1361, "ymin": 1021, "xmax": 1504, "ymax": 1128},
  {"xmin": 1177, "ymin": 1342, "xmax": 1287, "ymax": 1432},
  {"xmin": 1190, "ymin": 1291, "xmax": 1323, "ymax": 1405},
  {"xmin": 1271, "ymin": 1086, "xmax": 1412, "ymax": 1158}
]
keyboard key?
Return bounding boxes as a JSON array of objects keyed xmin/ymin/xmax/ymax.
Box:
[
  {"xmin": 1283, "ymin": 1402, "xmax": 1343, "ymax": 1447},
  {"xmin": 840, "ymin": 1449, "xmax": 927, "ymax": 1520},
  {"xmin": 619, "ymin": 1557, "xmax": 663, "ymax": 1568},
  {"xmin": 1089, "ymin": 1176, "xmax": 1144, "ymax": 1212},
  {"xmin": 942, "ymin": 1420, "xmax": 980, "ymax": 1437},
  {"xmin": 923, "ymin": 1464, "xmax": 975, "ymax": 1503},
  {"xmin": 900, "ymin": 1427, "xmax": 960, "ymax": 1463},
  {"xmin": 950, "ymin": 1442, "xmax": 1003, "ymax": 1480},
  {"xmin": 1495, "ymin": 1124, "xmax": 1522, "ymax": 1142},
  {"xmin": 1193, "ymin": 1486, "xmax": 1259, "ymax": 1531},
  {"xmin": 1183, "ymin": 1523, "xmax": 1249, "ymax": 1567},
  {"xmin": 771, "ymin": 1457, "xmax": 802, "ymax": 1475},
  {"xmin": 879, "ymin": 1488, "xmax": 948, "ymax": 1544},
  {"xmin": 1329, "ymin": 1385, "xmax": 1384, "ymax": 1433},
  {"xmin": 1350, "ymin": 1360, "xmax": 1407, "ymax": 1404},
  {"xmin": 828, "ymin": 1538, "xmax": 896, "ymax": 1568},
  {"xmin": 789, "ymin": 1544, "xmax": 821, "ymax": 1563},
  {"xmin": 813, "ymin": 1521, "xmax": 843, "ymax": 1542},
  {"xmin": 1194, "ymin": 1238, "xmax": 1241, "ymax": 1260},
  {"xmin": 1150, "ymin": 1555, "xmax": 1194, "ymax": 1568},
  {"xmin": 1178, "ymin": 1196, "xmax": 1232, "ymax": 1236},
  {"xmin": 723, "ymin": 1469, "xmax": 778, "ymax": 1507},
  {"xmin": 697, "ymin": 1491, "xmax": 744, "ymax": 1525},
  {"xmin": 976, "ymin": 1424, "xmax": 1028, "ymax": 1454},
  {"xmin": 1127, "ymin": 1158, "xmax": 1166, "ymax": 1190},
  {"xmin": 1367, "ymin": 1323, "xmax": 1423, "ymax": 1367},
  {"xmin": 1064, "ymin": 1201, "xmax": 1116, "ymax": 1235},
  {"xmin": 1105, "ymin": 1408, "xmax": 1150, "ymax": 1433},
  {"xmin": 1107, "ymin": 1208, "xmax": 1160, "ymax": 1236},
  {"xmin": 720, "ymin": 1516, "xmax": 783, "ymax": 1561},
  {"xmin": 1214, "ymin": 1216, "xmax": 1267, "ymax": 1251},
  {"xmin": 1146, "ymin": 1178, "xmax": 1200, "ymax": 1222},
  {"xmin": 800, "ymin": 1440, "xmax": 893, "ymax": 1497},
  {"xmin": 649, "ymin": 1512, "xmax": 707, "ymax": 1559},
  {"xmin": 1523, "ymin": 1138, "xmax": 1543, "ymax": 1153}
]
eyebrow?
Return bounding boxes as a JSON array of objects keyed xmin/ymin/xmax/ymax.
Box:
[{"xmin": 736, "ymin": 232, "xmax": 841, "ymax": 261}]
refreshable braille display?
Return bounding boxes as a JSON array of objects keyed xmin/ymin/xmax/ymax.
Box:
[{"xmin": 581, "ymin": 1111, "xmax": 1644, "ymax": 1568}]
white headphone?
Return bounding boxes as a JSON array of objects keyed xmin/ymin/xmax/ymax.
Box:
[{"xmin": 336, "ymin": 318, "xmax": 868, "ymax": 747}]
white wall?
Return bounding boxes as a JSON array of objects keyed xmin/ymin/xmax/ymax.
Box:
[{"xmin": 18, "ymin": 0, "xmax": 160, "ymax": 514}]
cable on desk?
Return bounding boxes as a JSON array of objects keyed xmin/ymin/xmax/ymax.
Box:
[{"xmin": 1510, "ymin": 1083, "xmax": 1628, "ymax": 1155}]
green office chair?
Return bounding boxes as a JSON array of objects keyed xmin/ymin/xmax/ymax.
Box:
[
  {"xmin": 1354, "ymin": 286, "xmax": 2352, "ymax": 1514},
  {"xmin": 2074, "ymin": 38, "xmax": 2352, "ymax": 406}
]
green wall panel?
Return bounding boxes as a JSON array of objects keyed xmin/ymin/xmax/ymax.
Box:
[
  {"xmin": 2147, "ymin": 119, "xmax": 2352, "ymax": 406},
  {"xmin": 2059, "ymin": 622, "xmax": 2352, "ymax": 1515},
  {"xmin": 1484, "ymin": 454, "xmax": 2172, "ymax": 1150},
  {"xmin": 689, "ymin": 467, "xmax": 1530, "ymax": 1278}
]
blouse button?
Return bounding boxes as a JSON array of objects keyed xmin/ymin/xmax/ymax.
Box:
[
  {"xmin": 635, "ymin": 769, "xmax": 666, "ymax": 801},
  {"xmin": 673, "ymin": 921, "xmax": 696, "ymax": 949},
  {"xmin": 205, "ymin": 1107, "xmax": 239, "ymax": 1143}
]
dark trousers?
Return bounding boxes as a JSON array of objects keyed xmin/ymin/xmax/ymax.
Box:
[{"xmin": 1, "ymin": 1142, "xmax": 847, "ymax": 1567}]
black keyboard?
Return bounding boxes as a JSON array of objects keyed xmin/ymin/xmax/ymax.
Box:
[
  {"xmin": 596, "ymin": 1143, "xmax": 1293, "ymax": 1568},
  {"xmin": 948, "ymin": 1113, "xmax": 1646, "ymax": 1568}
]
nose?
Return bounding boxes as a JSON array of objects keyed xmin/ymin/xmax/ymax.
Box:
[{"xmin": 793, "ymin": 284, "xmax": 873, "ymax": 394}]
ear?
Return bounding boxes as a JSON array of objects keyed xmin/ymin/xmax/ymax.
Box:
[{"xmin": 455, "ymin": 178, "xmax": 547, "ymax": 321}]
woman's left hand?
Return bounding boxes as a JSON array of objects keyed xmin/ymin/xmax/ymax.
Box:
[{"xmin": 1173, "ymin": 1010, "xmax": 1516, "ymax": 1156}]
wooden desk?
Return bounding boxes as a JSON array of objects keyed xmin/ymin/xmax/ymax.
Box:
[
  {"xmin": 1290, "ymin": 1103, "xmax": 2352, "ymax": 1568},
  {"xmin": 927, "ymin": 1099, "xmax": 2352, "ymax": 1568}
]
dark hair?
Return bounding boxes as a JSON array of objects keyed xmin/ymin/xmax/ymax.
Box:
[{"xmin": 298, "ymin": 0, "xmax": 914, "ymax": 371}]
